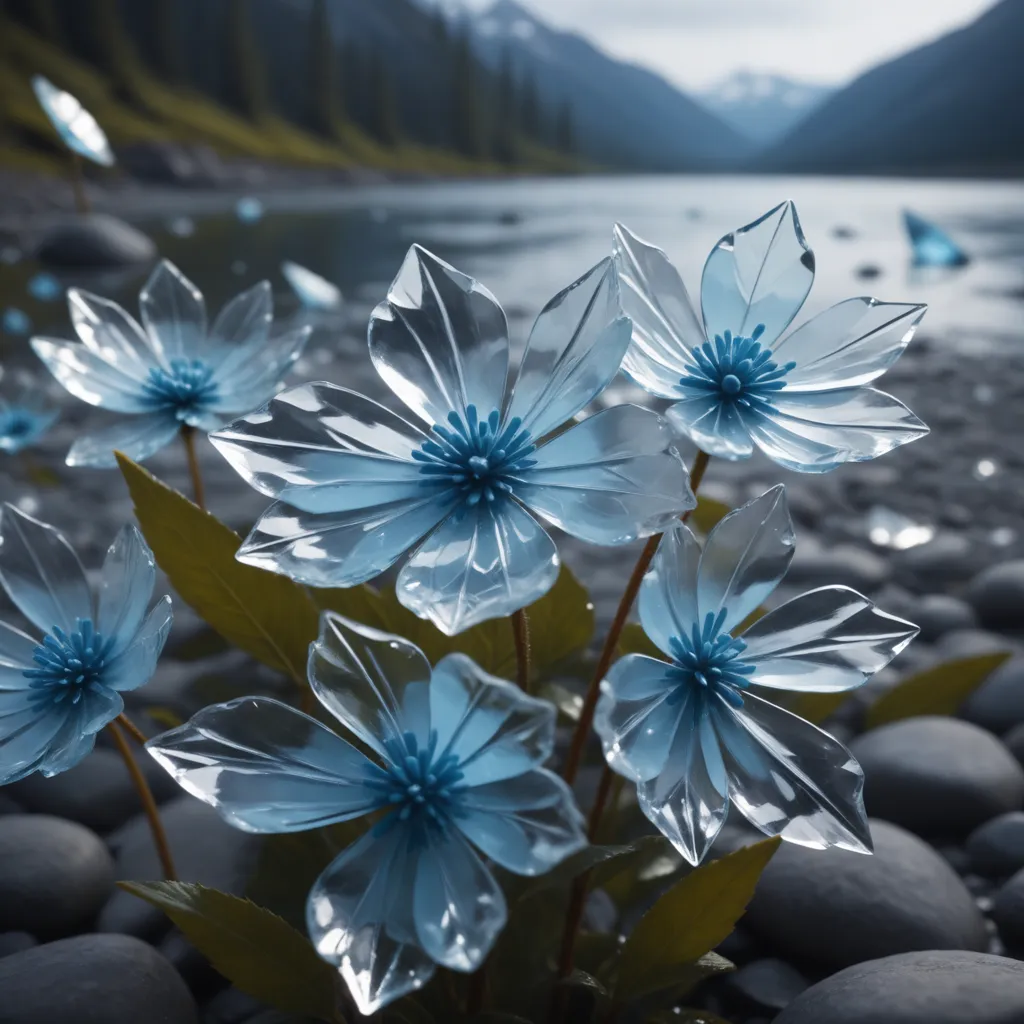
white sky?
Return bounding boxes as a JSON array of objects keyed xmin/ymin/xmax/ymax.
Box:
[{"xmin": 464, "ymin": 0, "xmax": 1003, "ymax": 89}]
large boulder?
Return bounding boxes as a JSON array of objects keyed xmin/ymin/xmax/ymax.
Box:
[{"xmin": 35, "ymin": 214, "xmax": 156, "ymax": 269}]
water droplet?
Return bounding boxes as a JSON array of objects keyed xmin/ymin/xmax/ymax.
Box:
[
  {"xmin": 974, "ymin": 458, "xmax": 999, "ymax": 479},
  {"xmin": 167, "ymin": 216, "xmax": 195, "ymax": 238},
  {"xmin": 990, "ymin": 527, "xmax": 1016, "ymax": 547},
  {"xmin": 28, "ymin": 272, "xmax": 61, "ymax": 302},
  {"xmin": 17, "ymin": 495, "xmax": 39, "ymax": 515},
  {"xmin": 866, "ymin": 506, "xmax": 935, "ymax": 550},
  {"xmin": 2, "ymin": 308, "xmax": 31, "ymax": 336},
  {"xmin": 235, "ymin": 197, "xmax": 264, "ymax": 224}
]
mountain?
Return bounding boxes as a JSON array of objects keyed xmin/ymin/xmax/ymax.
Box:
[
  {"xmin": 462, "ymin": 0, "xmax": 755, "ymax": 170},
  {"xmin": 697, "ymin": 71, "xmax": 833, "ymax": 146},
  {"xmin": 757, "ymin": 0, "xmax": 1024, "ymax": 174}
]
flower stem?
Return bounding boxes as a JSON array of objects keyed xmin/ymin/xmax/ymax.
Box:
[
  {"xmin": 180, "ymin": 425, "xmax": 206, "ymax": 510},
  {"xmin": 561, "ymin": 449, "xmax": 711, "ymax": 787},
  {"xmin": 107, "ymin": 718, "xmax": 177, "ymax": 880},
  {"xmin": 116, "ymin": 712, "xmax": 149, "ymax": 747},
  {"xmin": 512, "ymin": 609, "xmax": 532, "ymax": 692},
  {"xmin": 69, "ymin": 152, "xmax": 90, "ymax": 215}
]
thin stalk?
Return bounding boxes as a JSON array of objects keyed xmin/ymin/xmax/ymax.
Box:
[
  {"xmin": 180, "ymin": 425, "xmax": 206, "ymax": 510},
  {"xmin": 512, "ymin": 609, "xmax": 532, "ymax": 692},
  {"xmin": 70, "ymin": 152, "xmax": 90, "ymax": 214},
  {"xmin": 107, "ymin": 719, "xmax": 177, "ymax": 880},
  {"xmin": 116, "ymin": 712, "xmax": 149, "ymax": 747}
]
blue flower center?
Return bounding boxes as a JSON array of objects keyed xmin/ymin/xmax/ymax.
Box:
[
  {"xmin": 668, "ymin": 609, "xmax": 755, "ymax": 708},
  {"xmin": 680, "ymin": 324, "xmax": 796, "ymax": 409},
  {"xmin": 1, "ymin": 412, "xmax": 34, "ymax": 438},
  {"xmin": 23, "ymin": 618, "xmax": 114, "ymax": 707},
  {"xmin": 369, "ymin": 731, "xmax": 466, "ymax": 842},
  {"xmin": 411, "ymin": 404, "xmax": 537, "ymax": 507},
  {"xmin": 141, "ymin": 358, "xmax": 219, "ymax": 419}
]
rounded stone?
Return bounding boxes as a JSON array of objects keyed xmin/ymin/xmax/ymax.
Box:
[
  {"xmin": 774, "ymin": 951, "xmax": 1024, "ymax": 1024},
  {"xmin": 787, "ymin": 540, "xmax": 890, "ymax": 593},
  {"xmin": 725, "ymin": 957, "xmax": 809, "ymax": 1011},
  {"xmin": 966, "ymin": 560, "xmax": 1024, "ymax": 632},
  {"xmin": 913, "ymin": 594, "xmax": 978, "ymax": 642},
  {"xmin": 0, "ymin": 932, "xmax": 36, "ymax": 959},
  {"xmin": 35, "ymin": 214, "xmax": 157, "ymax": 268},
  {"xmin": 893, "ymin": 533, "xmax": 977, "ymax": 589},
  {"xmin": 1005, "ymin": 722, "xmax": 1024, "ymax": 767},
  {"xmin": 850, "ymin": 717, "xmax": 1024, "ymax": 838},
  {"xmin": 0, "ymin": 934, "xmax": 198, "ymax": 1024},
  {"xmin": 0, "ymin": 815, "xmax": 114, "ymax": 937},
  {"xmin": 933, "ymin": 628, "xmax": 1015, "ymax": 662},
  {"xmin": 962, "ymin": 657, "xmax": 1024, "ymax": 735},
  {"xmin": 744, "ymin": 820, "xmax": 988, "ymax": 972},
  {"xmin": 992, "ymin": 867, "xmax": 1024, "ymax": 947},
  {"xmin": 967, "ymin": 812, "xmax": 1024, "ymax": 878}
]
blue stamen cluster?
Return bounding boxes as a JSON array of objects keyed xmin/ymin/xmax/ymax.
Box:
[
  {"xmin": 23, "ymin": 618, "xmax": 113, "ymax": 706},
  {"xmin": 411, "ymin": 404, "xmax": 537, "ymax": 506},
  {"xmin": 668, "ymin": 609, "xmax": 756, "ymax": 708},
  {"xmin": 141, "ymin": 358, "xmax": 219, "ymax": 418},
  {"xmin": 0, "ymin": 412, "xmax": 33, "ymax": 439},
  {"xmin": 680, "ymin": 324, "xmax": 796, "ymax": 409}
]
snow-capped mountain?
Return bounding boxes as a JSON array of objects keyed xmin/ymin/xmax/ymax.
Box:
[{"xmin": 698, "ymin": 71, "xmax": 834, "ymax": 146}]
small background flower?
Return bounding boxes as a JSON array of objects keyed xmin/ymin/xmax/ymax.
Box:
[
  {"xmin": 31, "ymin": 74, "xmax": 115, "ymax": 168},
  {"xmin": 614, "ymin": 201, "xmax": 929, "ymax": 472},
  {"xmin": 0, "ymin": 370, "xmax": 59, "ymax": 455},
  {"xmin": 31, "ymin": 259, "xmax": 309, "ymax": 467},
  {"xmin": 0, "ymin": 504, "xmax": 172, "ymax": 783},
  {"xmin": 147, "ymin": 613, "xmax": 586, "ymax": 1014},
  {"xmin": 595, "ymin": 486, "xmax": 918, "ymax": 865}
]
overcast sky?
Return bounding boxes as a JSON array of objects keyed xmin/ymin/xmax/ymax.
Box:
[{"xmin": 463, "ymin": 0, "xmax": 1002, "ymax": 90}]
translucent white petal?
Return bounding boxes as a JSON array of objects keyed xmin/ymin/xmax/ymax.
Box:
[
  {"xmin": 638, "ymin": 523, "xmax": 703, "ymax": 658},
  {"xmin": 66, "ymin": 411, "xmax": 182, "ymax": 468},
  {"xmin": 368, "ymin": 245, "xmax": 509, "ymax": 427},
  {"xmin": 518, "ymin": 405, "xmax": 693, "ymax": 545},
  {"xmin": 697, "ymin": 485, "xmax": 794, "ymax": 632},
  {"xmin": 32, "ymin": 75, "xmax": 114, "ymax": 167},
  {"xmin": 31, "ymin": 338, "xmax": 150, "ymax": 412},
  {"xmin": 210, "ymin": 281, "xmax": 272, "ymax": 351},
  {"xmin": 0, "ymin": 619, "xmax": 38, "ymax": 672},
  {"xmin": 281, "ymin": 261, "xmax": 343, "ymax": 311},
  {"xmin": 614, "ymin": 222, "xmax": 704, "ymax": 398},
  {"xmin": 68, "ymin": 289, "xmax": 158, "ymax": 378},
  {"xmin": 665, "ymin": 394, "xmax": 755, "ymax": 460},
  {"xmin": 506, "ymin": 257, "xmax": 631, "ymax": 437},
  {"xmin": 139, "ymin": 260, "xmax": 208, "ymax": 363},
  {"xmin": 103, "ymin": 596, "xmax": 172, "ymax": 692},
  {"xmin": 701, "ymin": 201, "xmax": 815, "ymax": 348},
  {"xmin": 96, "ymin": 524, "xmax": 156, "ymax": 652},
  {"xmin": 741, "ymin": 586, "xmax": 919, "ymax": 692}
]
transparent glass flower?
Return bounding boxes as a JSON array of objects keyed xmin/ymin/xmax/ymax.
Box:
[
  {"xmin": 211, "ymin": 245, "xmax": 694, "ymax": 635},
  {"xmin": 0, "ymin": 373, "xmax": 59, "ymax": 455},
  {"xmin": 31, "ymin": 75, "xmax": 115, "ymax": 168},
  {"xmin": 31, "ymin": 260, "xmax": 310, "ymax": 467},
  {"xmin": 594, "ymin": 486, "xmax": 918, "ymax": 866},
  {"xmin": 281, "ymin": 261, "xmax": 343, "ymax": 311},
  {"xmin": 0, "ymin": 505, "xmax": 172, "ymax": 784},
  {"xmin": 614, "ymin": 201, "xmax": 929, "ymax": 473},
  {"xmin": 147, "ymin": 612, "xmax": 586, "ymax": 1014},
  {"xmin": 903, "ymin": 210, "xmax": 969, "ymax": 268}
]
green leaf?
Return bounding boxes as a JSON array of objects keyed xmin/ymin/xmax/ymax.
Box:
[
  {"xmin": 688, "ymin": 496, "xmax": 731, "ymax": 535},
  {"xmin": 615, "ymin": 952, "xmax": 735, "ymax": 1007},
  {"xmin": 118, "ymin": 881, "xmax": 342, "ymax": 1022},
  {"xmin": 523, "ymin": 566, "xmax": 595, "ymax": 676},
  {"xmin": 615, "ymin": 837, "xmax": 781, "ymax": 1001},
  {"xmin": 779, "ymin": 689, "xmax": 854, "ymax": 725},
  {"xmin": 517, "ymin": 841, "xmax": 653, "ymax": 903},
  {"xmin": 116, "ymin": 453, "xmax": 316, "ymax": 685},
  {"xmin": 618, "ymin": 622, "xmax": 663, "ymax": 659},
  {"xmin": 865, "ymin": 651, "xmax": 1013, "ymax": 729}
]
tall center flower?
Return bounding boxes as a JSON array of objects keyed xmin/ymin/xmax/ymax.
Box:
[
  {"xmin": 24, "ymin": 618, "xmax": 114, "ymax": 707},
  {"xmin": 667, "ymin": 609, "xmax": 755, "ymax": 708},
  {"xmin": 141, "ymin": 358, "xmax": 220, "ymax": 421}
]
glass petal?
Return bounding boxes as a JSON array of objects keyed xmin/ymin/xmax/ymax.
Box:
[
  {"xmin": 31, "ymin": 338, "xmax": 149, "ymax": 412},
  {"xmin": 0, "ymin": 692, "xmax": 67, "ymax": 784},
  {"xmin": 613, "ymin": 222, "xmax": 705, "ymax": 398},
  {"xmin": 904, "ymin": 210, "xmax": 969, "ymax": 267},
  {"xmin": 210, "ymin": 281, "xmax": 272, "ymax": 351},
  {"xmin": 414, "ymin": 828, "xmax": 507, "ymax": 971},
  {"xmin": 236, "ymin": 494, "xmax": 454, "ymax": 588},
  {"xmin": 31, "ymin": 75, "xmax": 114, "ymax": 167},
  {"xmin": 701, "ymin": 201, "xmax": 815, "ymax": 348},
  {"xmin": 139, "ymin": 260, "xmax": 208, "ymax": 364},
  {"xmin": 397, "ymin": 500, "xmax": 559, "ymax": 636},
  {"xmin": 713, "ymin": 691, "xmax": 871, "ymax": 854},
  {"xmin": 637, "ymin": 692, "xmax": 729, "ymax": 865},
  {"xmin": 368, "ymin": 245, "xmax": 509, "ymax": 427},
  {"xmin": 103, "ymin": 596, "xmax": 172, "ymax": 691},
  {"xmin": 281, "ymin": 261, "xmax": 343, "ymax": 311},
  {"xmin": 74, "ymin": 683, "xmax": 124, "ymax": 734},
  {"xmin": 68, "ymin": 289, "xmax": 159, "ymax": 377},
  {"xmin": 517, "ymin": 405, "xmax": 693, "ymax": 545},
  {"xmin": 429, "ymin": 653, "xmax": 556, "ymax": 786},
  {"xmin": 456, "ymin": 768, "xmax": 586, "ymax": 875},
  {"xmin": 748, "ymin": 388, "xmax": 929, "ymax": 474},
  {"xmin": 211, "ymin": 325, "xmax": 310, "ymax": 414},
  {"xmin": 96, "ymin": 524, "xmax": 156, "ymax": 652},
  {"xmin": 38, "ymin": 724, "xmax": 99, "ymax": 778},
  {"xmin": 741, "ymin": 585, "xmax": 919, "ymax": 692},
  {"xmin": 665, "ymin": 394, "xmax": 755, "ymax": 460},
  {"xmin": 506, "ymin": 257, "xmax": 631, "ymax": 437},
  {"xmin": 308, "ymin": 613, "xmax": 432, "ymax": 761},
  {"xmin": 0, "ymin": 504, "xmax": 92, "ymax": 634},
  {"xmin": 146, "ymin": 696, "xmax": 379, "ymax": 832},
  {"xmin": 308, "ymin": 826, "xmax": 435, "ymax": 1015},
  {"xmin": 697, "ymin": 486, "xmax": 794, "ymax": 633},
  {"xmin": 210, "ymin": 383, "xmax": 434, "ymax": 513},
  {"xmin": 638, "ymin": 523, "xmax": 703, "ymax": 658},
  {"xmin": 0, "ymin": 619, "xmax": 38, "ymax": 671},
  {"xmin": 594, "ymin": 654, "xmax": 684, "ymax": 782},
  {"xmin": 775, "ymin": 298, "xmax": 927, "ymax": 391},
  {"xmin": 66, "ymin": 411, "xmax": 181, "ymax": 468}
]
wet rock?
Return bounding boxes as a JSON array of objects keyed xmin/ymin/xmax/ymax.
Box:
[
  {"xmin": 786, "ymin": 539, "xmax": 890, "ymax": 592},
  {"xmin": 0, "ymin": 934, "xmax": 198, "ymax": 1024},
  {"xmin": 850, "ymin": 717, "xmax": 1024, "ymax": 838},
  {"xmin": 966, "ymin": 560, "xmax": 1024, "ymax": 632},
  {"xmin": 935, "ymin": 628, "xmax": 1016, "ymax": 662},
  {"xmin": 726, "ymin": 958, "xmax": 810, "ymax": 1012},
  {"xmin": 744, "ymin": 820, "xmax": 988, "ymax": 972},
  {"xmin": 0, "ymin": 815, "xmax": 114, "ymax": 938},
  {"xmin": 913, "ymin": 594, "xmax": 978, "ymax": 642},
  {"xmin": 1004, "ymin": 722, "xmax": 1024, "ymax": 766},
  {"xmin": 893, "ymin": 533, "xmax": 976, "ymax": 589},
  {"xmin": 993, "ymin": 867, "xmax": 1024, "ymax": 947},
  {"xmin": 774, "ymin": 951, "xmax": 1024, "ymax": 1024},
  {"xmin": 0, "ymin": 932, "xmax": 36, "ymax": 958},
  {"xmin": 962, "ymin": 657, "xmax": 1024, "ymax": 735},
  {"xmin": 967, "ymin": 812, "xmax": 1024, "ymax": 878},
  {"xmin": 0, "ymin": 792, "xmax": 21, "ymax": 816},
  {"xmin": 35, "ymin": 214, "xmax": 156, "ymax": 269}
]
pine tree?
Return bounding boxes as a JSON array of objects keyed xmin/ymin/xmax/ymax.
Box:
[
  {"xmin": 152, "ymin": 0, "xmax": 184, "ymax": 87},
  {"xmin": 556, "ymin": 99, "xmax": 575, "ymax": 155},
  {"xmin": 492, "ymin": 47, "xmax": 518, "ymax": 164},
  {"xmin": 451, "ymin": 29, "xmax": 484, "ymax": 160},
  {"xmin": 368, "ymin": 49, "xmax": 400, "ymax": 146},
  {"xmin": 309, "ymin": 0, "xmax": 344, "ymax": 140},
  {"xmin": 225, "ymin": 0, "xmax": 270, "ymax": 123}
]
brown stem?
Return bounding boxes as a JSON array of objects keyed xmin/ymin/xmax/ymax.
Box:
[
  {"xmin": 107, "ymin": 719, "xmax": 177, "ymax": 880},
  {"xmin": 180, "ymin": 426, "xmax": 206, "ymax": 510},
  {"xmin": 512, "ymin": 609, "xmax": 532, "ymax": 692},
  {"xmin": 116, "ymin": 712, "xmax": 149, "ymax": 747},
  {"xmin": 562, "ymin": 449, "xmax": 711, "ymax": 787},
  {"xmin": 70, "ymin": 152, "xmax": 90, "ymax": 215}
]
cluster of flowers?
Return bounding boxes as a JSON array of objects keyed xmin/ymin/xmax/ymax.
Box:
[{"xmin": 0, "ymin": 201, "xmax": 927, "ymax": 1014}]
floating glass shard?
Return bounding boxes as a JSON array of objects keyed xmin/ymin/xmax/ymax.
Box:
[
  {"xmin": 903, "ymin": 210, "xmax": 969, "ymax": 267},
  {"xmin": 31, "ymin": 75, "xmax": 115, "ymax": 167},
  {"xmin": 974, "ymin": 458, "xmax": 999, "ymax": 479},
  {"xmin": 235, "ymin": 197, "xmax": 264, "ymax": 224},
  {"xmin": 2, "ymin": 308, "xmax": 31, "ymax": 336},
  {"xmin": 281, "ymin": 261, "xmax": 343, "ymax": 311},
  {"xmin": 28, "ymin": 273, "xmax": 61, "ymax": 303},
  {"xmin": 867, "ymin": 505, "xmax": 935, "ymax": 550}
]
